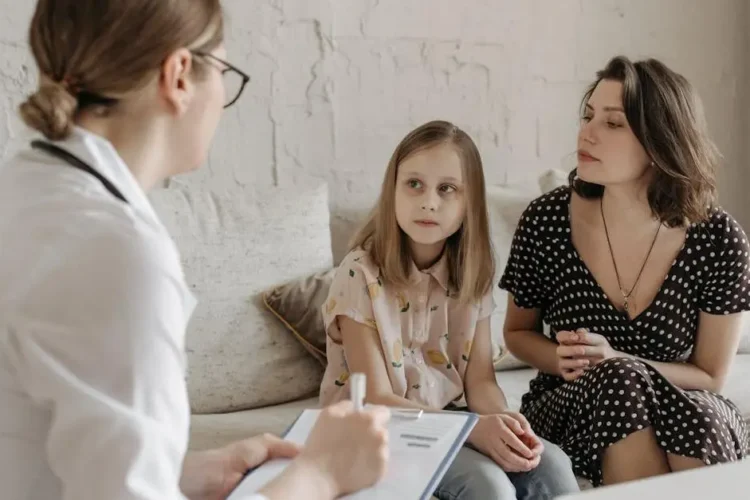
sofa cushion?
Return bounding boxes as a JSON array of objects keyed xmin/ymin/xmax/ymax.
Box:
[
  {"xmin": 262, "ymin": 268, "xmax": 336, "ymax": 365},
  {"xmin": 486, "ymin": 169, "xmax": 570, "ymax": 371},
  {"xmin": 188, "ymin": 356, "xmax": 750, "ymax": 441},
  {"xmin": 738, "ymin": 319, "xmax": 750, "ymax": 354},
  {"xmin": 724, "ymin": 354, "xmax": 750, "ymax": 418},
  {"xmin": 486, "ymin": 184, "xmax": 542, "ymax": 370},
  {"xmin": 487, "ymin": 169, "xmax": 568, "ymax": 371},
  {"xmin": 150, "ymin": 183, "xmax": 330, "ymax": 414},
  {"xmin": 189, "ymin": 396, "xmax": 319, "ymax": 451},
  {"xmin": 186, "ymin": 368, "xmax": 543, "ymax": 452},
  {"xmin": 188, "ymin": 355, "xmax": 748, "ymax": 493}
]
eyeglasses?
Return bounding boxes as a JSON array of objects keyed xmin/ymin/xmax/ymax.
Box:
[{"xmin": 192, "ymin": 51, "xmax": 250, "ymax": 109}]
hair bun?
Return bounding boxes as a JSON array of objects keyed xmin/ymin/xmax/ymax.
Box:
[{"xmin": 19, "ymin": 81, "xmax": 78, "ymax": 140}]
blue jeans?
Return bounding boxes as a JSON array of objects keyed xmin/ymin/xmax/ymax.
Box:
[{"xmin": 434, "ymin": 438, "xmax": 579, "ymax": 500}]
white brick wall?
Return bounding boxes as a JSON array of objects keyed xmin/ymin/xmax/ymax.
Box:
[{"xmin": 0, "ymin": 0, "xmax": 747, "ymax": 260}]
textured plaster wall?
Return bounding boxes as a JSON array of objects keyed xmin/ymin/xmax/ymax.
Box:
[{"xmin": 0, "ymin": 0, "xmax": 747, "ymax": 261}]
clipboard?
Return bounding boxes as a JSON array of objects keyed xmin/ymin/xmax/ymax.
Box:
[{"xmin": 227, "ymin": 408, "xmax": 478, "ymax": 500}]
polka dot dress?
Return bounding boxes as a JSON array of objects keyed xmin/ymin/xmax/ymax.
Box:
[{"xmin": 499, "ymin": 186, "xmax": 750, "ymax": 486}]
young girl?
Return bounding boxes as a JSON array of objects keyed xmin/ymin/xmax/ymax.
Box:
[{"xmin": 319, "ymin": 120, "xmax": 579, "ymax": 500}]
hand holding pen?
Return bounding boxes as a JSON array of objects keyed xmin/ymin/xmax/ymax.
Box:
[{"xmin": 294, "ymin": 373, "xmax": 391, "ymax": 497}]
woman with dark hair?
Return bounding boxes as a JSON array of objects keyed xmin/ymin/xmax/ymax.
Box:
[{"xmin": 500, "ymin": 55, "xmax": 749, "ymax": 486}]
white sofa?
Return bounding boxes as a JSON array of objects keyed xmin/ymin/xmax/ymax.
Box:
[
  {"xmin": 149, "ymin": 171, "xmax": 750, "ymax": 492},
  {"xmin": 185, "ymin": 360, "xmax": 750, "ymax": 454}
]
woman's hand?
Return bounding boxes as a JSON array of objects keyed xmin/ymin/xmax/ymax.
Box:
[
  {"xmin": 556, "ymin": 328, "xmax": 618, "ymax": 380},
  {"xmin": 182, "ymin": 401, "xmax": 390, "ymax": 500},
  {"xmin": 180, "ymin": 434, "xmax": 301, "ymax": 500},
  {"xmin": 295, "ymin": 401, "xmax": 391, "ymax": 497},
  {"xmin": 467, "ymin": 412, "xmax": 544, "ymax": 472}
]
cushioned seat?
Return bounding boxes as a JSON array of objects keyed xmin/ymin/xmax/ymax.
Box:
[
  {"xmin": 190, "ymin": 355, "xmax": 750, "ymax": 493},
  {"xmin": 190, "ymin": 355, "xmax": 750, "ymax": 448}
]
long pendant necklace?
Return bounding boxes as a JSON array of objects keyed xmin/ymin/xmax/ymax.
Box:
[{"xmin": 600, "ymin": 198, "xmax": 661, "ymax": 314}]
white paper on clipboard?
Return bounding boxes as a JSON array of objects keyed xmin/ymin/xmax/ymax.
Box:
[{"xmin": 227, "ymin": 408, "xmax": 477, "ymax": 500}]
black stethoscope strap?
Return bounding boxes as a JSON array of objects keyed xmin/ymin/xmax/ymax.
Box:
[{"xmin": 31, "ymin": 140, "xmax": 129, "ymax": 204}]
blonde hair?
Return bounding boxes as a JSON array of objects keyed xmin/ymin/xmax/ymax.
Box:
[
  {"xmin": 19, "ymin": 0, "xmax": 224, "ymax": 140},
  {"xmin": 351, "ymin": 120, "xmax": 495, "ymax": 304}
]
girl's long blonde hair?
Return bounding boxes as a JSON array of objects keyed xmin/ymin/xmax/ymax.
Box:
[{"xmin": 351, "ymin": 120, "xmax": 495, "ymax": 304}]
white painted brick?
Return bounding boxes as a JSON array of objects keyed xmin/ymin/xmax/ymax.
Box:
[
  {"xmin": 274, "ymin": 21, "xmax": 330, "ymax": 107},
  {"xmin": 503, "ymin": 80, "xmax": 547, "ymax": 183},
  {"xmin": 575, "ymin": 0, "xmax": 744, "ymax": 83},
  {"xmin": 281, "ymin": 0, "xmax": 332, "ymax": 31},
  {"xmin": 529, "ymin": 0, "xmax": 580, "ymax": 82},
  {"xmin": 0, "ymin": 4, "xmax": 35, "ymax": 44},
  {"xmin": 331, "ymin": 0, "xmax": 374, "ymax": 38},
  {"xmin": 361, "ymin": 0, "xmax": 532, "ymax": 44},
  {"xmin": 535, "ymin": 82, "xmax": 588, "ymax": 168},
  {"xmin": 208, "ymin": 108, "xmax": 277, "ymax": 187},
  {"xmin": 274, "ymin": 106, "xmax": 335, "ymax": 186},
  {"xmin": 0, "ymin": 0, "xmax": 746, "ymax": 241}
]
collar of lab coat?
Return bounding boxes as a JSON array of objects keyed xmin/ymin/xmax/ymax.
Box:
[{"xmin": 41, "ymin": 126, "xmax": 161, "ymax": 225}]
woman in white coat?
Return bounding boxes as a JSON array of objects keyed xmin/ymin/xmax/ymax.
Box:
[{"xmin": 0, "ymin": 1, "xmax": 389, "ymax": 499}]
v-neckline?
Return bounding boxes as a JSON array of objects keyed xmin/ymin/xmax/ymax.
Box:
[{"xmin": 563, "ymin": 188, "xmax": 692, "ymax": 324}]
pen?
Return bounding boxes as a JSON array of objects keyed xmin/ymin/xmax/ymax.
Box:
[
  {"xmin": 350, "ymin": 374, "xmax": 422, "ymax": 419},
  {"xmin": 350, "ymin": 373, "xmax": 366, "ymax": 412}
]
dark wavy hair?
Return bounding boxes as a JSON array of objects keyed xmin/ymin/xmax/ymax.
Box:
[{"xmin": 570, "ymin": 56, "xmax": 720, "ymax": 228}]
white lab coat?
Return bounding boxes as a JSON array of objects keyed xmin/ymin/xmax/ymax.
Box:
[{"xmin": 0, "ymin": 126, "xmax": 202, "ymax": 499}]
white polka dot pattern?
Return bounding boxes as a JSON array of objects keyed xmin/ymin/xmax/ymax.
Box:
[{"xmin": 499, "ymin": 186, "xmax": 750, "ymax": 486}]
